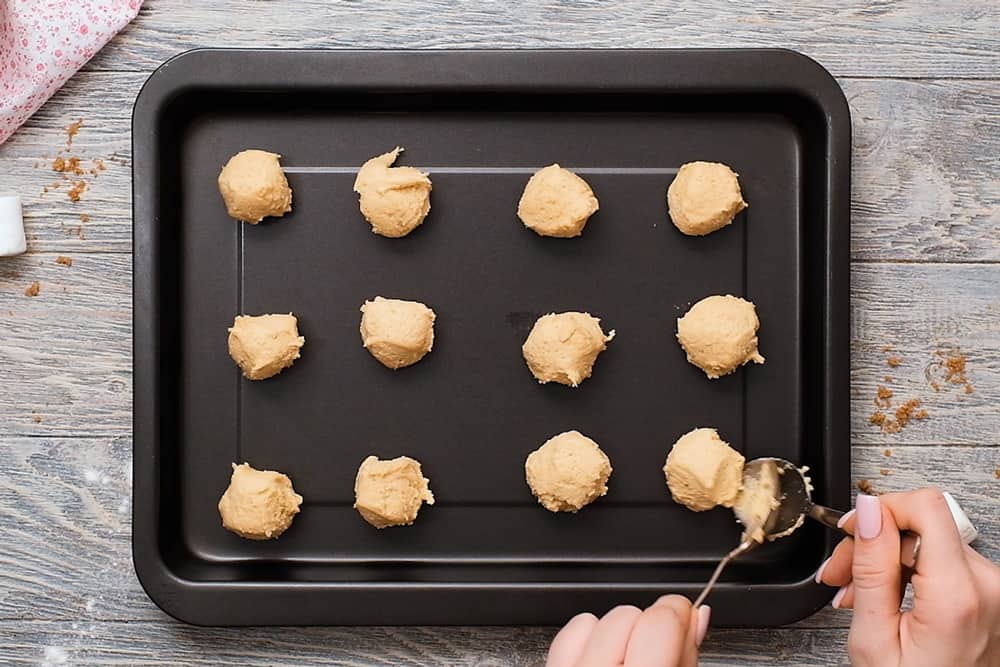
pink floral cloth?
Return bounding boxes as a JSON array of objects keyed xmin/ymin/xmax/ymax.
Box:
[{"xmin": 0, "ymin": 0, "xmax": 142, "ymax": 145}]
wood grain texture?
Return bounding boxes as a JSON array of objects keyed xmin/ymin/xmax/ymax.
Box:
[
  {"xmin": 81, "ymin": 0, "xmax": 1000, "ymax": 79},
  {"xmin": 0, "ymin": 622, "xmax": 859, "ymax": 666},
  {"xmin": 1, "ymin": 437, "xmax": 995, "ymax": 629},
  {"xmin": 1, "ymin": 73, "xmax": 997, "ymax": 262},
  {"xmin": 0, "ymin": 254, "xmax": 131, "ymax": 437},
  {"xmin": 851, "ymin": 263, "xmax": 1000, "ymax": 444}
]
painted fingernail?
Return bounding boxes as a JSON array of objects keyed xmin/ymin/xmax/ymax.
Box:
[
  {"xmin": 831, "ymin": 585, "xmax": 850, "ymax": 609},
  {"xmin": 856, "ymin": 494, "xmax": 882, "ymax": 540},
  {"xmin": 814, "ymin": 557, "xmax": 832, "ymax": 584},
  {"xmin": 837, "ymin": 509, "xmax": 855, "ymax": 529},
  {"xmin": 696, "ymin": 605, "xmax": 711, "ymax": 647}
]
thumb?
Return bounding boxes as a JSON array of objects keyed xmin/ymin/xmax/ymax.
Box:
[{"xmin": 847, "ymin": 494, "xmax": 902, "ymax": 666}]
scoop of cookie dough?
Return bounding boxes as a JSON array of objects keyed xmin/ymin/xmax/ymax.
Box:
[
  {"xmin": 517, "ymin": 164, "xmax": 600, "ymax": 238},
  {"xmin": 217, "ymin": 149, "xmax": 293, "ymax": 224},
  {"xmin": 667, "ymin": 161, "xmax": 747, "ymax": 236},
  {"xmin": 353, "ymin": 147, "xmax": 432, "ymax": 238},
  {"xmin": 522, "ymin": 312, "xmax": 614, "ymax": 387},
  {"xmin": 663, "ymin": 428, "xmax": 745, "ymax": 512},
  {"xmin": 525, "ymin": 430, "xmax": 612, "ymax": 512},
  {"xmin": 733, "ymin": 460, "xmax": 781, "ymax": 543},
  {"xmin": 228, "ymin": 313, "xmax": 305, "ymax": 380},
  {"xmin": 354, "ymin": 455, "xmax": 435, "ymax": 528},
  {"xmin": 218, "ymin": 462, "xmax": 303, "ymax": 540},
  {"xmin": 676, "ymin": 294, "xmax": 764, "ymax": 379},
  {"xmin": 359, "ymin": 297, "xmax": 436, "ymax": 369}
]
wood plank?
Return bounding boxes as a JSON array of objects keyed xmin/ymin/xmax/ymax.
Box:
[
  {"xmin": 82, "ymin": 0, "xmax": 999, "ymax": 79},
  {"xmin": 0, "ymin": 254, "xmax": 131, "ymax": 437},
  {"xmin": 0, "ymin": 621, "xmax": 853, "ymax": 666},
  {"xmin": 851, "ymin": 263, "xmax": 1000, "ymax": 445},
  {"xmin": 1, "ymin": 74, "xmax": 997, "ymax": 261},
  {"xmin": 849, "ymin": 80, "xmax": 1000, "ymax": 262},
  {"xmin": 1, "ymin": 437, "xmax": 995, "ymax": 625}
]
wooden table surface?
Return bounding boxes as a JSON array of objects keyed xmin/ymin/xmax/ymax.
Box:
[{"xmin": 1, "ymin": 2, "xmax": 997, "ymax": 665}]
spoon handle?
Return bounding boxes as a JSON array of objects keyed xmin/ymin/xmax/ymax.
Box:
[
  {"xmin": 693, "ymin": 538, "xmax": 758, "ymax": 608},
  {"xmin": 807, "ymin": 503, "xmax": 845, "ymax": 531}
]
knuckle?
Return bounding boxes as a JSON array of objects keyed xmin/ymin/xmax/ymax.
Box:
[
  {"xmin": 846, "ymin": 631, "xmax": 875, "ymax": 662},
  {"xmin": 914, "ymin": 487, "xmax": 947, "ymax": 511}
]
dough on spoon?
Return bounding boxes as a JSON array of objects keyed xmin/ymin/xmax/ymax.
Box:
[
  {"xmin": 218, "ymin": 463, "xmax": 303, "ymax": 540},
  {"xmin": 733, "ymin": 460, "xmax": 782, "ymax": 543},
  {"xmin": 354, "ymin": 455, "xmax": 435, "ymax": 528},
  {"xmin": 517, "ymin": 164, "xmax": 599, "ymax": 238},
  {"xmin": 667, "ymin": 161, "xmax": 747, "ymax": 236},
  {"xmin": 359, "ymin": 296, "xmax": 436, "ymax": 369},
  {"xmin": 663, "ymin": 427, "xmax": 745, "ymax": 512},
  {"xmin": 525, "ymin": 430, "xmax": 612, "ymax": 512},
  {"xmin": 353, "ymin": 147, "xmax": 432, "ymax": 238},
  {"xmin": 676, "ymin": 294, "xmax": 764, "ymax": 379},
  {"xmin": 522, "ymin": 312, "xmax": 614, "ymax": 387},
  {"xmin": 228, "ymin": 313, "xmax": 305, "ymax": 380},
  {"xmin": 217, "ymin": 149, "xmax": 292, "ymax": 224}
]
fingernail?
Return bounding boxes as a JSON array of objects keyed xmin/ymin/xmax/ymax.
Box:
[
  {"xmin": 696, "ymin": 605, "xmax": 711, "ymax": 647},
  {"xmin": 836, "ymin": 509, "xmax": 855, "ymax": 529},
  {"xmin": 831, "ymin": 585, "xmax": 850, "ymax": 609},
  {"xmin": 814, "ymin": 556, "xmax": 831, "ymax": 584},
  {"xmin": 856, "ymin": 494, "xmax": 882, "ymax": 540}
]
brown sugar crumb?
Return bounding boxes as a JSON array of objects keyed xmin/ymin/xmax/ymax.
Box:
[
  {"xmin": 68, "ymin": 180, "xmax": 86, "ymax": 202},
  {"xmin": 994, "ymin": 467, "xmax": 1000, "ymax": 480},
  {"xmin": 884, "ymin": 376, "xmax": 893, "ymax": 383},
  {"xmin": 52, "ymin": 155, "xmax": 85, "ymax": 175},
  {"xmin": 894, "ymin": 399, "xmax": 923, "ymax": 429},
  {"xmin": 875, "ymin": 385, "xmax": 893, "ymax": 408},
  {"xmin": 79, "ymin": 213, "xmax": 90, "ymax": 223},
  {"xmin": 856, "ymin": 479, "xmax": 876, "ymax": 495},
  {"xmin": 55, "ymin": 256, "xmax": 73, "ymax": 267},
  {"xmin": 883, "ymin": 448, "xmax": 892, "ymax": 457},
  {"xmin": 66, "ymin": 118, "xmax": 82, "ymax": 146},
  {"xmin": 887, "ymin": 356, "xmax": 902, "ymax": 368},
  {"xmin": 880, "ymin": 345, "xmax": 893, "ymax": 352},
  {"xmin": 929, "ymin": 349, "xmax": 974, "ymax": 394},
  {"xmin": 31, "ymin": 412, "xmax": 42, "ymax": 424},
  {"xmin": 24, "ymin": 281, "xmax": 41, "ymax": 297},
  {"xmin": 880, "ymin": 469, "xmax": 890, "ymax": 476}
]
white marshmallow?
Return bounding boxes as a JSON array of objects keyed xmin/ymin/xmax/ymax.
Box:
[{"xmin": 0, "ymin": 195, "xmax": 27, "ymax": 256}]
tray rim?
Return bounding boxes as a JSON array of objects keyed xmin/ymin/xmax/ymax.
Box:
[{"xmin": 132, "ymin": 47, "xmax": 851, "ymax": 626}]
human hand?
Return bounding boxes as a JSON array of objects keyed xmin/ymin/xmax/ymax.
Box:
[
  {"xmin": 545, "ymin": 595, "xmax": 709, "ymax": 667},
  {"xmin": 816, "ymin": 489, "xmax": 1000, "ymax": 666}
]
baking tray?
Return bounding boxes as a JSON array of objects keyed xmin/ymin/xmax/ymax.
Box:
[{"xmin": 133, "ymin": 49, "xmax": 851, "ymax": 626}]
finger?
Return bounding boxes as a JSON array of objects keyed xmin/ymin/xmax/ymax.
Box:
[
  {"xmin": 817, "ymin": 537, "xmax": 855, "ymax": 587},
  {"xmin": 876, "ymin": 489, "xmax": 970, "ymax": 578},
  {"xmin": 624, "ymin": 596, "xmax": 691, "ymax": 667},
  {"xmin": 847, "ymin": 494, "xmax": 903, "ymax": 665},
  {"xmin": 577, "ymin": 605, "xmax": 642, "ymax": 667},
  {"xmin": 831, "ymin": 582, "xmax": 853, "ymax": 609},
  {"xmin": 546, "ymin": 613, "xmax": 598, "ymax": 667}
]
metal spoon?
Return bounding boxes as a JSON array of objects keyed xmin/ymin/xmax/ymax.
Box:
[{"xmin": 693, "ymin": 457, "xmax": 917, "ymax": 608}]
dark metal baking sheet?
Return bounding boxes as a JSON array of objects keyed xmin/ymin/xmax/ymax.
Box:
[{"xmin": 132, "ymin": 48, "xmax": 851, "ymax": 626}]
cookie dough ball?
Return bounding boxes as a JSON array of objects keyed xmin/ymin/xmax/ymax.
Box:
[
  {"xmin": 676, "ymin": 295, "xmax": 764, "ymax": 379},
  {"xmin": 217, "ymin": 150, "xmax": 292, "ymax": 224},
  {"xmin": 354, "ymin": 455, "xmax": 435, "ymax": 528},
  {"xmin": 522, "ymin": 312, "xmax": 614, "ymax": 387},
  {"xmin": 667, "ymin": 161, "xmax": 747, "ymax": 236},
  {"xmin": 353, "ymin": 147, "xmax": 432, "ymax": 238},
  {"xmin": 663, "ymin": 428, "xmax": 745, "ymax": 512},
  {"xmin": 359, "ymin": 297, "xmax": 436, "ymax": 369},
  {"xmin": 525, "ymin": 430, "xmax": 612, "ymax": 512},
  {"xmin": 228, "ymin": 313, "xmax": 305, "ymax": 380},
  {"xmin": 517, "ymin": 164, "xmax": 600, "ymax": 238},
  {"xmin": 218, "ymin": 463, "xmax": 303, "ymax": 540}
]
